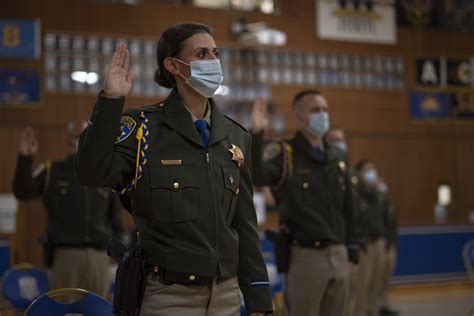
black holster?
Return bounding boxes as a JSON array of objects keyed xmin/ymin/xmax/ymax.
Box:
[
  {"xmin": 107, "ymin": 238, "xmax": 148, "ymax": 316},
  {"xmin": 38, "ymin": 235, "xmax": 55, "ymax": 268},
  {"xmin": 265, "ymin": 226, "xmax": 293, "ymax": 274}
]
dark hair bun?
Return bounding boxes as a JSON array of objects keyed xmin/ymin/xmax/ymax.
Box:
[{"xmin": 154, "ymin": 68, "xmax": 173, "ymax": 89}]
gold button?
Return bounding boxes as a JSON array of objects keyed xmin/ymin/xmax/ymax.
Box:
[
  {"xmin": 314, "ymin": 241, "xmax": 320, "ymax": 247},
  {"xmin": 153, "ymin": 266, "xmax": 159, "ymax": 273},
  {"xmin": 173, "ymin": 182, "xmax": 179, "ymax": 189},
  {"xmin": 159, "ymin": 103, "xmax": 164, "ymax": 107},
  {"xmin": 303, "ymin": 182, "xmax": 309, "ymax": 189},
  {"xmin": 189, "ymin": 274, "xmax": 196, "ymax": 281},
  {"xmin": 229, "ymin": 176, "xmax": 234, "ymax": 184},
  {"xmin": 236, "ymin": 188, "xmax": 240, "ymax": 194}
]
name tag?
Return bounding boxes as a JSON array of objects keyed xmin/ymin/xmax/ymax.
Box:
[{"xmin": 161, "ymin": 159, "xmax": 182, "ymax": 166}]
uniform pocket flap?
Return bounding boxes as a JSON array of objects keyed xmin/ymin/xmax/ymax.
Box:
[{"xmin": 149, "ymin": 165, "xmax": 198, "ymax": 190}]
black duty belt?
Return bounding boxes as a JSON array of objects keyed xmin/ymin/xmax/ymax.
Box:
[
  {"xmin": 292, "ymin": 240, "xmax": 338, "ymax": 249},
  {"xmin": 55, "ymin": 241, "xmax": 108, "ymax": 250},
  {"xmin": 368, "ymin": 235, "xmax": 382, "ymax": 241},
  {"xmin": 148, "ymin": 265, "xmax": 211, "ymax": 286}
]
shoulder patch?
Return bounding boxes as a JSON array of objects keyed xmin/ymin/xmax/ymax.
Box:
[
  {"xmin": 32, "ymin": 162, "xmax": 49, "ymax": 178},
  {"xmin": 115, "ymin": 116, "xmax": 137, "ymax": 144},
  {"xmin": 263, "ymin": 142, "xmax": 282, "ymax": 162}
]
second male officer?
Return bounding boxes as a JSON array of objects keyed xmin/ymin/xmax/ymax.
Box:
[
  {"xmin": 12, "ymin": 124, "xmax": 123, "ymax": 297},
  {"xmin": 251, "ymin": 90, "xmax": 359, "ymax": 316},
  {"xmin": 353, "ymin": 160, "xmax": 388, "ymax": 316}
]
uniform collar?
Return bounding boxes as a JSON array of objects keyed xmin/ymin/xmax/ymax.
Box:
[
  {"xmin": 292, "ymin": 131, "xmax": 340, "ymax": 164},
  {"xmin": 161, "ymin": 89, "xmax": 231, "ymax": 148},
  {"xmin": 184, "ymin": 100, "xmax": 211, "ymax": 126}
]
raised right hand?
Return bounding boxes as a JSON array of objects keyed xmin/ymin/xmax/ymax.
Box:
[
  {"xmin": 19, "ymin": 127, "xmax": 38, "ymax": 156},
  {"xmin": 103, "ymin": 43, "xmax": 134, "ymax": 98},
  {"xmin": 250, "ymin": 97, "xmax": 270, "ymax": 133}
]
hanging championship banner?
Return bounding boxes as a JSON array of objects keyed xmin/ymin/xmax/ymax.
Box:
[
  {"xmin": 446, "ymin": 58, "xmax": 471, "ymax": 87},
  {"xmin": 316, "ymin": 0, "xmax": 396, "ymax": 44},
  {"xmin": 410, "ymin": 90, "xmax": 449, "ymax": 119},
  {"xmin": 0, "ymin": 19, "xmax": 41, "ymax": 59},
  {"xmin": 415, "ymin": 57, "xmax": 443, "ymax": 87},
  {"xmin": 0, "ymin": 68, "xmax": 40, "ymax": 107},
  {"xmin": 440, "ymin": 0, "xmax": 474, "ymax": 32},
  {"xmin": 397, "ymin": 0, "xmax": 437, "ymax": 27}
]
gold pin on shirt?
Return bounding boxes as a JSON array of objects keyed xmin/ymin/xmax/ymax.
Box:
[{"xmin": 228, "ymin": 144, "xmax": 244, "ymax": 167}]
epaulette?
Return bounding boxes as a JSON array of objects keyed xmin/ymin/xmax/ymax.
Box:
[
  {"xmin": 114, "ymin": 111, "xmax": 150, "ymax": 194},
  {"xmin": 140, "ymin": 101, "xmax": 165, "ymax": 113},
  {"xmin": 224, "ymin": 115, "xmax": 250, "ymax": 134}
]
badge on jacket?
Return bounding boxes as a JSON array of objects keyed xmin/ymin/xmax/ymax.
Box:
[
  {"xmin": 116, "ymin": 116, "xmax": 137, "ymax": 144},
  {"xmin": 229, "ymin": 144, "xmax": 244, "ymax": 167}
]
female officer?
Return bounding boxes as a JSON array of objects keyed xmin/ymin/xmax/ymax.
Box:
[{"xmin": 76, "ymin": 23, "xmax": 272, "ymax": 316}]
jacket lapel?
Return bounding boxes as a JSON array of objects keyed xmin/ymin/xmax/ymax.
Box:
[
  {"xmin": 161, "ymin": 89, "xmax": 205, "ymax": 148},
  {"xmin": 208, "ymin": 98, "xmax": 232, "ymax": 147}
]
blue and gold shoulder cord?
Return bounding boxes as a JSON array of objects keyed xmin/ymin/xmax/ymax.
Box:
[{"xmin": 115, "ymin": 111, "xmax": 149, "ymax": 194}]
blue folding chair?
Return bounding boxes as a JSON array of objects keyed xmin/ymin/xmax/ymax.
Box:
[
  {"xmin": 463, "ymin": 239, "xmax": 474, "ymax": 282},
  {"xmin": 1, "ymin": 263, "xmax": 48, "ymax": 309},
  {"xmin": 24, "ymin": 288, "xmax": 113, "ymax": 316}
]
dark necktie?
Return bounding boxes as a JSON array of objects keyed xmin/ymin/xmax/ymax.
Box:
[
  {"xmin": 314, "ymin": 147, "xmax": 325, "ymax": 163},
  {"xmin": 194, "ymin": 119, "xmax": 209, "ymax": 150}
]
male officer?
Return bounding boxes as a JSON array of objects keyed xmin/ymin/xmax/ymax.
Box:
[
  {"xmin": 352, "ymin": 160, "xmax": 388, "ymax": 316},
  {"xmin": 377, "ymin": 179, "xmax": 399, "ymax": 316},
  {"xmin": 250, "ymin": 90, "xmax": 359, "ymax": 316},
  {"xmin": 326, "ymin": 125, "xmax": 365, "ymax": 316},
  {"xmin": 12, "ymin": 124, "xmax": 123, "ymax": 297}
]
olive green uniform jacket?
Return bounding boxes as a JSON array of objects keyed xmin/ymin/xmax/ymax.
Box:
[
  {"xmin": 75, "ymin": 89, "xmax": 272, "ymax": 314},
  {"xmin": 251, "ymin": 131, "xmax": 359, "ymax": 263}
]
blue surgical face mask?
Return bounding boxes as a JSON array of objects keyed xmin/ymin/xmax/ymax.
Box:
[
  {"xmin": 175, "ymin": 58, "xmax": 223, "ymax": 98},
  {"xmin": 362, "ymin": 169, "xmax": 378, "ymax": 186},
  {"xmin": 307, "ymin": 112, "xmax": 330, "ymax": 138},
  {"xmin": 332, "ymin": 140, "xmax": 347, "ymax": 153}
]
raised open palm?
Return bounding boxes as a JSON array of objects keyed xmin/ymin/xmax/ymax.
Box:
[
  {"xmin": 104, "ymin": 43, "xmax": 134, "ymax": 98},
  {"xmin": 19, "ymin": 127, "xmax": 39, "ymax": 156},
  {"xmin": 251, "ymin": 97, "xmax": 270, "ymax": 133}
]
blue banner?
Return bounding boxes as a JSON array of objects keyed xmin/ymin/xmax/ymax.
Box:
[
  {"xmin": 410, "ymin": 90, "xmax": 448, "ymax": 119},
  {"xmin": 0, "ymin": 19, "xmax": 40, "ymax": 59},
  {"xmin": 0, "ymin": 68, "xmax": 40, "ymax": 106}
]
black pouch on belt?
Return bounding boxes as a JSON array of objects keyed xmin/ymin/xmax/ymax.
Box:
[
  {"xmin": 266, "ymin": 226, "xmax": 293, "ymax": 274},
  {"xmin": 107, "ymin": 235, "xmax": 148, "ymax": 316}
]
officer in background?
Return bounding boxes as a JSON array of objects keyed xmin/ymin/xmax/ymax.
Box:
[
  {"xmin": 326, "ymin": 125, "xmax": 348, "ymax": 155},
  {"xmin": 76, "ymin": 23, "xmax": 272, "ymax": 315},
  {"xmin": 326, "ymin": 126, "xmax": 365, "ymax": 316},
  {"xmin": 377, "ymin": 179, "xmax": 399, "ymax": 316},
  {"xmin": 12, "ymin": 124, "xmax": 123, "ymax": 297},
  {"xmin": 353, "ymin": 160, "xmax": 388, "ymax": 316},
  {"xmin": 250, "ymin": 91, "xmax": 359, "ymax": 316}
]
